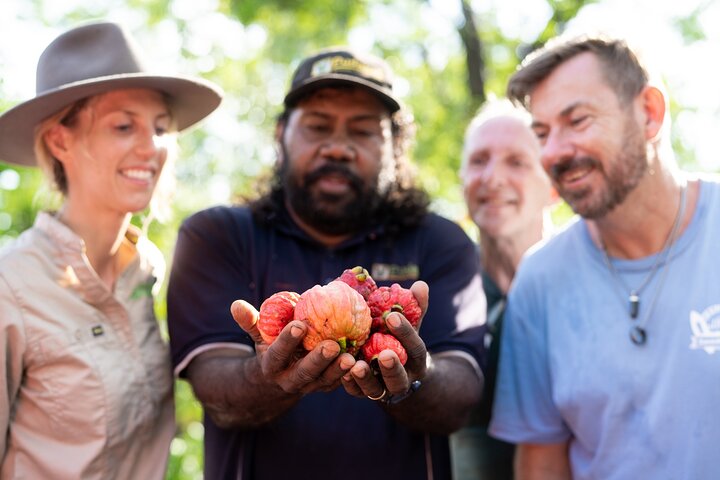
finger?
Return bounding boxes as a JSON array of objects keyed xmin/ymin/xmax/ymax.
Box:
[
  {"xmin": 385, "ymin": 312, "xmax": 426, "ymax": 360},
  {"xmin": 261, "ymin": 321, "xmax": 307, "ymax": 375},
  {"xmin": 384, "ymin": 312, "xmax": 428, "ymax": 374},
  {"xmin": 305, "ymin": 353, "xmax": 355, "ymax": 392},
  {"xmin": 409, "ymin": 280, "xmax": 429, "ymax": 330},
  {"xmin": 349, "ymin": 360, "xmax": 386, "ymax": 399},
  {"xmin": 290, "ymin": 340, "xmax": 341, "ymax": 389},
  {"xmin": 341, "ymin": 372, "xmax": 365, "ymax": 398},
  {"xmin": 315, "ymin": 353, "xmax": 356, "ymax": 391},
  {"xmin": 312, "ymin": 377, "xmax": 344, "ymax": 393},
  {"xmin": 230, "ymin": 300, "xmax": 263, "ymax": 343},
  {"xmin": 376, "ymin": 349, "xmax": 410, "ymax": 395}
]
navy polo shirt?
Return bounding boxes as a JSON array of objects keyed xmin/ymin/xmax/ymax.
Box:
[{"xmin": 167, "ymin": 205, "xmax": 487, "ymax": 480}]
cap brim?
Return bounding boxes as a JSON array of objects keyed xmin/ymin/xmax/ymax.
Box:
[
  {"xmin": 284, "ymin": 74, "xmax": 401, "ymax": 113},
  {"xmin": 0, "ymin": 74, "xmax": 223, "ymax": 167}
]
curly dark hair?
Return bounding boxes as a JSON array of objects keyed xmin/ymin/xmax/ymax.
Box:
[{"xmin": 247, "ymin": 98, "xmax": 430, "ymax": 235}]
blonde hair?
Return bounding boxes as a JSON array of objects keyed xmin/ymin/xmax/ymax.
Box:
[
  {"xmin": 34, "ymin": 102, "xmax": 84, "ymax": 195},
  {"xmin": 32, "ymin": 92, "xmax": 179, "ymax": 224}
]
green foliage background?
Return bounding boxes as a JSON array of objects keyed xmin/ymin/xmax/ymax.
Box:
[{"xmin": 0, "ymin": 1, "xmax": 713, "ymax": 478}]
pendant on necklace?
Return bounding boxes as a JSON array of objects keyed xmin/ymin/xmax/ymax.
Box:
[
  {"xmin": 629, "ymin": 292, "xmax": 640, "ymax": 319},
  {"xmin": 630, "ymin": 325, "xmax": 647, "ymax": 345}
]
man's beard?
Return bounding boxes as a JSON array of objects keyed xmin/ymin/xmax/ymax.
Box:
[
  {"xmin": 281, "ymin": 159, "xmax": 385, "ymax": 237},
  {"xmin": 551, "ymin": 116, "xmax": 648, "ymax": 219}
]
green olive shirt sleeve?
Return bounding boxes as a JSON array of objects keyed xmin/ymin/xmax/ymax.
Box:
[{"xmin": 0, "ymin": 273, "xmax": 26, "ymax": 460}]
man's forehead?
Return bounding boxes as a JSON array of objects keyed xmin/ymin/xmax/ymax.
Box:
[
  {"xmin": 527, "ymin": 53, "xmax": 612, "ymax": 117},
  {"xmin": 463, "ymin": 117, "xmax": 539, "ymax": 166},
  {"xmin": 474, "ymin": 116, "xmax": 527, "ymax": 134},
  {"xmin": 469, "ymin": 116, "xmax": 536, "ymax": 145}
]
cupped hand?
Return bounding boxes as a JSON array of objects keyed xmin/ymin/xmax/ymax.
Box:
[
  {"xmin": 231, "ymin": 299, "xmax": 356, "ymax": 394},
  {"xmin": 341, "ymin": 280, "xmax": 430, "ymax": 401}
]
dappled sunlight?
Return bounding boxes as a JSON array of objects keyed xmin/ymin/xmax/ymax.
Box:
[{"xmin": 1, "ymin": 2, "xmax": 718, "ymax": 479}]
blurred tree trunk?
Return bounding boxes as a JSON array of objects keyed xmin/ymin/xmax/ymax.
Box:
[
  {"xmin": 456, "ymin": 0, "xmax": 595, "ymax": 104},
  {"xmin": 458, "ymin": 0, "xmax": 486, "ymax": 106}
]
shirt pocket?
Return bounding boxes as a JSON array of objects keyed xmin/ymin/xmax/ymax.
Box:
[
  {"xmin": 83, "ymin": 312, "xmax": 164, "ymax": 444},
  {"xmin": 24, "ymin": 328, "xmax": 113, "ymax": 441}
]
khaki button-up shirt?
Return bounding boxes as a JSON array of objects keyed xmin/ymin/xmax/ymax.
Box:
[{"xmin": 0, "ymin": 212, "xmax": 175, "ymax": 479}]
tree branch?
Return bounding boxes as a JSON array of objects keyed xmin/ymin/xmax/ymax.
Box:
[{"xmin": 458, "ymin": 0, "xmax": 486, "ymax": 104}]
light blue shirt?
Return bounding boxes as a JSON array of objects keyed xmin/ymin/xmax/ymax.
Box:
[{"xmin": 490, "ymin": 177, "xmax": 720, "ymax": 480}]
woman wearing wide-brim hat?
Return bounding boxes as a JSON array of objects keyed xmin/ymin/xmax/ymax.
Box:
[{"xmin": 0, "ymin": 21, "xmax": 222, "ymax": 479}]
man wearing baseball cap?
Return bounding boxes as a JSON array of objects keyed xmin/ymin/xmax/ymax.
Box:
[{"xmin": 167, "ymin": 47, "xmax": 487, "ymax": 480}]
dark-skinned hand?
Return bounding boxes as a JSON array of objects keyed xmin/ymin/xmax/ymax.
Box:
[
  {"xmin": 341, "ymin": 280, "xmax": 429, "ymax": 402},
  {"xmin": 230, "ymin": 299, "xmax": 357, "ymax": 395}
]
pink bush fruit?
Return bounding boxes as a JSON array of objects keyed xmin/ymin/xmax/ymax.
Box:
[
  {"xmin": 293, "ymin": 280, "xmax": 372, "ymax": 355},
  {"xmin": 362, "ymin": 332, "xmax": 408, "ymax": 365},
  {"xmin": 257, "ymin": 291, "xmax": 301, "ymax": 344},
  {"xmin": 366, "ymin": 283, "xmax": 422, "ymax": 333},
  {"xmin": 335, "ymin": 265, "xmax": 378, "ymax": 300}
]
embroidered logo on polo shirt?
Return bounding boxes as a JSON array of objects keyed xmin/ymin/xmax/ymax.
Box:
[
  {"xmin": 371, "ymin": 263, "xmax": 419, "ymax": 282},
  {"xmin": 689, "ymin": 304, "xmax": 720, "ymax": 354}
]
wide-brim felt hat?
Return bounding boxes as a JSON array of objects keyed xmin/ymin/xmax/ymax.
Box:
[
  {"xmin": 0, "ymin": 21, "xmax": 224, "ymax": 167},
  {"xmin": 283, "ymin": 47, "xmax": 401, "ymax": 113}
]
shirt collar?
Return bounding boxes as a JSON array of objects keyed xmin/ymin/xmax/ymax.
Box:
[{"xmin": 34, "ymin": 211, "xmax": 143, "ymax": 306}]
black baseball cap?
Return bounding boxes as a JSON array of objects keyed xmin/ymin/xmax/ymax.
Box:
[{"xmin": 283, "ymin": 47, "xmax": 401, "ymax": 113}]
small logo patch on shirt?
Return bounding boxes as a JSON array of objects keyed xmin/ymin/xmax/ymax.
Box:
[
  {"xmin": 689, "ymin": 305, "xmax": 720, "ymax": 354},
  {"xmin": 371, "ymin": 263, "xmax": 419, "ymax": 282},
  {"xmin": 91, "ymin": 325, "xmax": 104, "ymax": 337}
]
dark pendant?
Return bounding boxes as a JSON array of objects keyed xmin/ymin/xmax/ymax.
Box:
[
  {"xmin": 630, "ymin": 326, "xmax": 647, "ymax": 345},
  {"xmin": 629, "ymin": 293, "xmax": 640, "ymax": 319}
]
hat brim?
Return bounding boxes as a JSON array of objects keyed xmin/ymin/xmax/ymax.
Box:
[
  {"xmin": 283, "ymin": 74, "xmax": 401, "ymax": 114},
  {"xmin": 0, "ymin": 73, "xmax": 223, "ymax": 167}
]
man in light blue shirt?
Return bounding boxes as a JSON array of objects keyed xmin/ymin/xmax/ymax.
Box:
[{"xmin": 490, "ymin": 34, "xmax": 720, "ymax": 479}]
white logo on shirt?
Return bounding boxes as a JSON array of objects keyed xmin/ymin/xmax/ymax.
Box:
[{"xmin": 689, "ymin": 304, "xmax": 720, "ymax": 354}]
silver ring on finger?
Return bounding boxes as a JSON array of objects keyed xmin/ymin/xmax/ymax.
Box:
[{"xmin": 366, "ymin": 388, "xmax": 387, "ymax": 401}]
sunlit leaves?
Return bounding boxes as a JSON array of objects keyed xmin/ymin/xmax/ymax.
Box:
[{"xmin": 674, "ymin": 6, "xmax": 707, "ymax": 44}]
